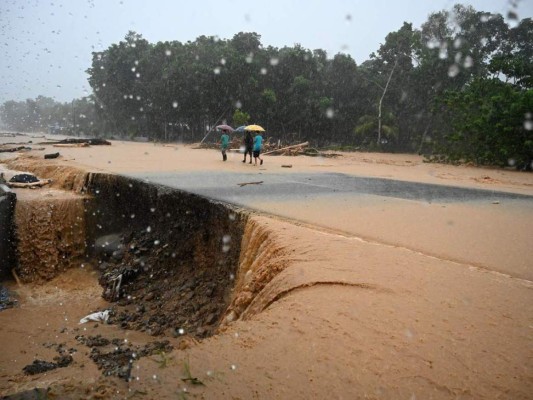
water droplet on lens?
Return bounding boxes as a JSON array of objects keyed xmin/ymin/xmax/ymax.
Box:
[{"xmin": 448, "ymin": 64, "xmax": 460, "ymax": 77}]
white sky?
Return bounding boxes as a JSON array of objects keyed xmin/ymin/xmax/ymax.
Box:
[{"xmin": 0, "ymin": 0, "xmax": 531, "ymax": 104}]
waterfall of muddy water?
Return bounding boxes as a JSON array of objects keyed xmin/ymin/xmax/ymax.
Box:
[
  {"xmin": 221, "ymin": 217, "xmax": 289, "ymax": 324},
  {"xmin": 14, "ymin": 188, "xmax": 88, "ymax": 282}
]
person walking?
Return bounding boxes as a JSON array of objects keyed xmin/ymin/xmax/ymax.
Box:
[
  {"xmin": 220, "ymin": 130, "xmax": 230, "ymax": 161},
  {"xmin": 253, "ymin": 132, "xmax": 264, "ymax": 166},
  {"xmin": 243, "ymin": 131, "xmax": 253, "ymax": 164}
]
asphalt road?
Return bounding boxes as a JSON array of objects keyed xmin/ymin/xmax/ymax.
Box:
[{"xmin": 128, "ymin": 171, "xmax": 533, "ymax": 206}]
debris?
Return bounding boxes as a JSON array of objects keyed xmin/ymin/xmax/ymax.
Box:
[
  {"xmin": 79, "ymin": 310, "xmax": 110, "ymax": 324},
  {"xmin": 0, "ymin": 146, "xmax": 31, "ymax": 153},
  {"xmin": 23, "ymin": 355, "xmax": 73, "ymax": 375},
  {"xmin": 7, "ymin": 179, "xmax": 52, "ymax": 189},
  {"xmin": 262, "ymin": 141, "xmax": 309, "ymax": 156},
  {"xmin": 42, "ymin": 138, "xmax": 111, "ymax": 145},
  {"xmin": 281, "ymin": 164, "xmax": 293, "ymax": 168},
  {"xmin": 9, "ymin": 174, "xmax": 39, "ymax": 183},
  {"xmin": 53, "ymin": 142, "xmax": 90, "ymax": 148},
  {"xmin": 44, "ymin": 152, "xmax": 60, "ymax": 159},
  {"xmin": 237, "ymin": 181, "xmax": 264, "ymax": 187}
]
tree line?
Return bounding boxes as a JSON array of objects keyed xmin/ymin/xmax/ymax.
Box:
[{"xmin": 1, "ymin": 4, "xmax": 531, "ymax": 168}]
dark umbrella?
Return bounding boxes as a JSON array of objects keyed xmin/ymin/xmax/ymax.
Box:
[{"xmin": 216, "ymin": 124, "xmax": 234, "ymax": 132}]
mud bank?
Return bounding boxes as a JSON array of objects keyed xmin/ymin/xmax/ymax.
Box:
[
  {"xmin": 1, "ymin": 161, "xmax": 289, "ymax": 340},
  {"xmin": 0, "ymin": 184, "xmax": 16, "ymax": 280}
]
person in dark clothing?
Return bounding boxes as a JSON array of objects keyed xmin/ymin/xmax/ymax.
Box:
[{"xmin": 243, "ymin": 131, "xmax": 253, "ymax": 164}]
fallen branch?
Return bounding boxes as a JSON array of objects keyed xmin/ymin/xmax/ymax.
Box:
[
  {"xmin": 53, "ymin": 143, "xmax": 90, "ymax": 148},
  {"xmin": 262, "ymin": 141, "xmax": 309, "ymax": 156},
  {"xmin": 237, "ymin": 181, "xmax": 263, "ymax": 187}
]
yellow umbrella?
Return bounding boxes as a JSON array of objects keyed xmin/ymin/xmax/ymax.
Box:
[{"xmin": 244, "ymin": 124, "xmax": 265, "ymax": 132}]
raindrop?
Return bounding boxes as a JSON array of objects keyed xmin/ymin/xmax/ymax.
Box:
[
  {"xmin": 222, "ymin": 235, "xmax": 231, "ymax": 244},
  {"xmin": 230, "ymin": 365, "xmax": 237, "ymax": 371},
  {"xmin": 178, "ymin": 328, "xmax": 184, "ymax": 335},
  {"xmin": 326, "ymin": 108, "xmax": 335, "ymax": 118},
  {"xmin": 508, "ymin": 158, "xmax": 516, "ymax": 167},
  {"xmin": 172, "ymin": 101, "xmax": 178, "ymax": 108},
  {"xmin": 129, "ymin": 94, "xmax": 133, "ymax": 99},
  {"xmin": 426, "ymin": 39, "xmax": 440, "ymax": 49},
  {"xmin": 136, "ymin": 73, "xmax": 140, "ymax": 78},
  {"xmin": 165, "ymin": 49, "xmax": 171, "ymax": 56},
  {"xmin": 220, "ymin": 58, "xmax": 226, "ymax": 65},
  {"xmin": 269, "ymin": 57, "xmax": 279, "ymax": 66},
  {"xmin": 507, "ymin": 11, "xmax": 518, "ymax": 20},
  {"xmin": 222, "ymin": 244, "xmax": 230, "ymax": 253},
  {"xmin": 345, "ymin": 14, "xmax": 352, "ymax": 22},
  {"xmin": 235, "ymin": 101, "xmax": 242, "ymax": 109},
  {"xmin": 463, "ymin": 56, "xmax": 473, "ymax": 68},
  {"xmin": 131, "ymin": 67, "xmax": 136, "ymax": 72},
  {"xmin": 453, "ymin": 38, "xmax": 462, "ymax": 49},
  {"xmin": 448, "ymin": 64, "xmax": 460, "ymax": 78},
  {"xmin": 134, "ymin": 60, "xmax": 139, "ymax": 65},
  {"xmin": 245, "ymin": 53, "xmax": 253, "ymax": 63},
  {"xmin": 150, "ymin": 207, "xmax": 156, "ymax": 212},
  {"xmin": 130, "ymin": 214, "xmax": 135, "ymax": 219},
  {"xmin": 154, "ymin": 240, "xmax": 160, "ymax": 246},
  {"xmin": 454, "ymin": 52, "xmax": 462, "ymax": 64},
  {"xmin": 260, "ymin": 67, "xmax": 267, "ymax": 75},
  {"xmin": 438, "ymin": 47, "xmax": 448, "ymax": 60},
  {"xmin": 123, "ymin": 95, "xmax": 128, "ymax": 99},
  {"xmin": 213, "ymin": 67, "xmax": 221, "ymax": 75},
  {"xmin": 136, "ymin": 95, "xmax": 141, "ymax": 100},
  {"xmin": 480, "ymin": 14, "xmax": 490, "ymax": 23},
  {"xmin": 146, "ymin": 226, "xmax": 151, "ymax": 233},
  {"xmin": 524, "ymin": 120, "xmax": 533, "ymax": 131}
]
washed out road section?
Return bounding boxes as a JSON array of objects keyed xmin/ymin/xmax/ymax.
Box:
[{"xmin": 128, "ymin": 171, "xmax": 533, "ymax": 280}]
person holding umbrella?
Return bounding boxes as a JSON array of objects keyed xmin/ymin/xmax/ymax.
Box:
[
  {"xmin": 217, "ymin": 124, "xmax": 233, "ymax": 162},
  {"xmin": 245, "ymin": 124, "xmax": 265, "ymax": 166},
  {"xmin": 220, "ymin": 130, "xmax": 230, "ymax": 161},
  {"xmin": 242, "ymin": 130, "xmax": 253, "ymax": 164}
]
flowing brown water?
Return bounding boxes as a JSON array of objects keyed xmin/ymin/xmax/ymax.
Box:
[{"xmin": 14, "ymin": 191, "xmax": 88, "ymax": 282}]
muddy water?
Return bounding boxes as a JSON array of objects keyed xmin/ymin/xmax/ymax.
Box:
[{"xmin": 14, "ymin": 189, "xmax": 88, "ymax": 282}]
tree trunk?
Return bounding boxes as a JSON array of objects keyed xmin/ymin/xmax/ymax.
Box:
[{"xmin": 378, "ymin": 59, "xmax": 398, "ymax": 146}]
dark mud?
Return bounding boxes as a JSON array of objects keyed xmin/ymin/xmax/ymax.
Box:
[
  {"xmin": 85, "ymin": 174, "xmax": 247, "ymax": 339},
  {"xmin": 76, "ymin": 334, "xmax": 173, "ymax": 381},
  {"xmin": 0, "ymin": 285, "xmax": 17, "ymax": 311}
]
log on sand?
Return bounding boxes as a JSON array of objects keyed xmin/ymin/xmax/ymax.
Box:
[{"xmin": 262, "ymin": 141, "xmax": 309, "ymax": 156}]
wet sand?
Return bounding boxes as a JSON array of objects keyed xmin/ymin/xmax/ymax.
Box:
[{"xmin": 1, "ymin": 135, "xmax": 532, "ymax": 398}]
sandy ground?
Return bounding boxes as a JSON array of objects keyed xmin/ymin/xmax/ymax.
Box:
[{"xmin": 1, "ymin": 134, "xmax": 532, "ymax": 399}]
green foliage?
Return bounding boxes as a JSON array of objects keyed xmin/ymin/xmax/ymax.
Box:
[
  {"xmin": 432, "ymin": 78, "xmax": 533, "ymax": 168},
  {"xmin": 232, "ymin": 109, "xmax": 250, "ymax": 126}
]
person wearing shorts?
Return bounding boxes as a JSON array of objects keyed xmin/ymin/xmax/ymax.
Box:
[{"xmin": 253, "ymin": 133, "xmax": 263, "ymax": 166}]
